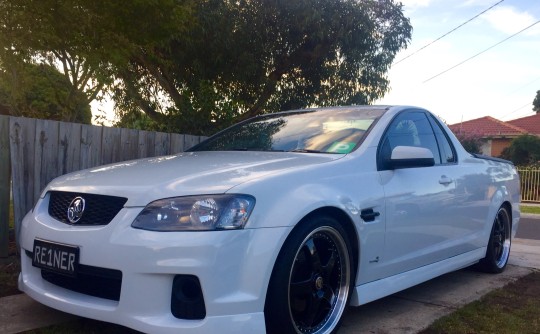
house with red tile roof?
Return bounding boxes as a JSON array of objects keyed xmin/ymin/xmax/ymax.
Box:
[
  {"xmin": 448, "ymin": 116, "xmax": 532, "ymax": 157},
  {"xmin": 506, "ymin": 113, "xmax": 540, "ymax": 136}
]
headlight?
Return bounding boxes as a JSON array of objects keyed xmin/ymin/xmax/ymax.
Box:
[{"xmin": 131, "ymin": 194, "xmax": 256, "ymax": 231}]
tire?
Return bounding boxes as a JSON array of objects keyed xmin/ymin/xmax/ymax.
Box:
[
  {"xmin": 477, "ymin": 206, "xmax": 512, "ymax": 273},
  {"xmin": 264, "ymin": 216, "xmax": 353, "ymax": 334}
]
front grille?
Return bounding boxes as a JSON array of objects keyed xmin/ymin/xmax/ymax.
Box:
[
  {"xmin": 41, "ymin": 265, "xmax": 122, "ymax": 301},
  {"xmin": 48, "ymin": 191, "xmax": 127, "ymax": 226}
]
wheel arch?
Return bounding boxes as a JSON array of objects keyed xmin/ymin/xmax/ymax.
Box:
[
  {"xmin": 501, "ymin": 200, "xmax": 512, "ymax": 223},
  {"xmin": 485, "ymin": 184, "xmax": 517, "ymax": 240},
  {"xmin": 297, "ymin": 206, "xmax": 360, "ymax": 278},
  {"xmin": 263, "ymin": 205, "xmax": 359, "ymax": 332},
  {"xmin": 495, "ymin": 198, "xmax": 516, "ymax": 240},
  {"xmin": 476, "ymin": 200, "xmax": 513, "ymax": 273},
  {"xmin": 264, "ymin": 205, "xmax": 360, "ymax": 304}
]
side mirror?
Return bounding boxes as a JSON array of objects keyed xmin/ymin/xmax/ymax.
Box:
[{"xmin": 388, "ymin": 146, "xmax": 435, "ymax": 169}]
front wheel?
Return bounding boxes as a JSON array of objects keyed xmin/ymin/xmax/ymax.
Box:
[
  {"xmin": 265, "ymin": 216, "xmax": 353, "ymax": 334},
  {"xmin": 477, "ymin": 206, "xmax": 512, "ymax": 273}
]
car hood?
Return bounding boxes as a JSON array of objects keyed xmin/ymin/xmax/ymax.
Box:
[{"xmin": 44, "ymin": 151, "xmax": 342, "ymax": 206}]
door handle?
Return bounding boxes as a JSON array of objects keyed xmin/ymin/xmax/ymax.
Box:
[
  {"xmin": 360, "ymin": 208, "xmax": 380, "ymax": 222},
  {"xmin": 439, "ymin": 175, "xmax": 453, "ymax": 185}
]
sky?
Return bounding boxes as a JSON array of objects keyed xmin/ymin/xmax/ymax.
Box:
[{"xmin": 377, "ymin": 0, "xmax": 540, "ymax": 125}]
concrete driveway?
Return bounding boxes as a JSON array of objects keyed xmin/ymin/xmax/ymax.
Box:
[{"xmin": 340, "ymin": 238, "xmax": 540, "ymax": 333}]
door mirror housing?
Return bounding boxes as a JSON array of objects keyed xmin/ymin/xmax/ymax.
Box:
[{"xmin": 387, "ymin": 146, "xmax": 435, "ymax": 169}]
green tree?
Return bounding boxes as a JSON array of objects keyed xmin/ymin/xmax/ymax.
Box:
[
  {"xmin": 533, "ymin": 90, "xmax": 540, "ymax": 113},
  {"xmin": 115, "ymin": 0, "xmax": 412, "ymax": 135},
  {"xmin": 500, "ymin": 134, "xmax": 540, "ymax": 166},
  {"xmin": 0, "ymin": 0, "xmax": 196, "ymax": 125},
  {"xmin": 0, "ymin": 61, "xmax": 91, "ymax": 123},
  {"xmin": 1, "ymin": 0, "xmax": 411, "ymax": 135},
  {"xmin": 0, "ymin": 0, "xmax": 110, "ymax": 111}
]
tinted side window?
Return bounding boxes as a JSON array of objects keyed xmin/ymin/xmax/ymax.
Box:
[
  {"xmin": 428, "ymin": 115, "xmax": 456, "ymax": 163},
  {"xmin": 379, "ymin": 111, "xmax": 441, "ymax": 169}
]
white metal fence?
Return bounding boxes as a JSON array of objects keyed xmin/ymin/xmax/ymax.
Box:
[{"xmin": 517, "ymin": 167, "xmax": 540, "ymax": 203}]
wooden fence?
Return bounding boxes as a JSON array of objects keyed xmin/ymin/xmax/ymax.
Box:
[
  {"xmin": 0, "ymin": 115, "xmax": 206, "ymax": 257},
  {"xmin": 0, "ymin": 116, "xmax": 9, "ymax": 257}
]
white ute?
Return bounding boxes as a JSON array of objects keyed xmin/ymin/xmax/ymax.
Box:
[{"xmin": 19, "ymin": 106, "xmax": 520, "ymax": 334}]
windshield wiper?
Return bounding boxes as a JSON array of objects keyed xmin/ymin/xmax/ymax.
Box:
[
  {"xmin": 288, "ymin": 148, "xmax": 323, "ymax": 153},
  {"xmin": 231, "ymin": 148, "xmax": 286, "ymax": 152}
]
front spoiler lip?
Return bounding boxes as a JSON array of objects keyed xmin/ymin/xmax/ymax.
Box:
[{"xmin": 18, "ymin": 271, "xmax": 266, "ymax": 334}]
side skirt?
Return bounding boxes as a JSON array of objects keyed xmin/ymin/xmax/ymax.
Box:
[{"xmin": 350, "ymin": 247, "xmax": 486, "ymax": 306}]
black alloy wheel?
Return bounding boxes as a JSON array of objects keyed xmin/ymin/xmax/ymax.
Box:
[
  {"xmin": 265, "ymin": 216, "xmax": 353, "ymax": 334},
  {"xmin": 477, "ymin": 206, "xmax": 511, "ymax": 273}
]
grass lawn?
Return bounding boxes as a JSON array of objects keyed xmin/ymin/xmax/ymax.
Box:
[
  {"xmin": 521, "ymin": 205, "xmax": 540, "ymax": 215},
  {"xmin": 420, "ymin": 270, "xmax": 540, "ymax": 334}
]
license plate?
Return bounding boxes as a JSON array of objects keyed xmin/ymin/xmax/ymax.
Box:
[{"xmin": 32, "ymin": 239, "xmax": 80, "ymax": 277}]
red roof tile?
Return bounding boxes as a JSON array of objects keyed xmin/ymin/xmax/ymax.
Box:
[
  {"xmin": 449, "ymin": 116, "xmax": 526, "ymax": 137},
  {"xmin": 507, "ymin": 113, "xmax": 540, "ymax": 135}
]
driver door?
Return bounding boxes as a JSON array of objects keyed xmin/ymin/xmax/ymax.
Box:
[{"xmin": 377, "ymin": 110, "xmax": 459, "ymax": 278}]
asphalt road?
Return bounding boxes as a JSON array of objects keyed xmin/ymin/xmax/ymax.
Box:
[{"xmin": 516, "ymin": 216, "xmax": 540, "ymax": 240}]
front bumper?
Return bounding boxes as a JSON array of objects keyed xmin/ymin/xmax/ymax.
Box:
[{"xmin": 19, "ymin": 198, "xmax": 290, "ymax": 333}]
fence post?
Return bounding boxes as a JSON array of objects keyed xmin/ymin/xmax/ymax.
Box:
[
  {"xmin": 10, "ymin": 117, "xmax": 37, "ymax": 249},
  {"xmin": 0, "ymin": 116, "xmax": 10, "ymax": 257}
]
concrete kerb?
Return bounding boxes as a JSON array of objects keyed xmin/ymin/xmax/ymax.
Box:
[
  {"xmin": 521, "ymin": 213, "xmax": 540, "ymax": 219},
  {"xmin": 2, "ymin": 238, "xmax": 539, "ymax": 334},
  {"xmin": 522, "ymin": 202, "xmax": 540, "ymax": 207}
]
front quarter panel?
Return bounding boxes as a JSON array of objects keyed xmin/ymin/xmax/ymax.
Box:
[{"xmin": 230, "ymin": 149, "xmax": 387, "ymax": 285}]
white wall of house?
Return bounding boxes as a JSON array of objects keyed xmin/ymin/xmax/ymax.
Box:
[{"xmin": 481, "ymin": 140, "xmax": 491, "ymax": 156}]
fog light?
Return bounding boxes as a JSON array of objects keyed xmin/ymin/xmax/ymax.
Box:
[{"xmin": 171, "ymin": 275, "xmax": 206, "ymax": 320}]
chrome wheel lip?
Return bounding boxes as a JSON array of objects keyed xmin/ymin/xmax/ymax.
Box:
[
  {"xmin": 493, "ymin": 208, "xmax": 511, "ymax": 268},
  {"xmin": 287, "ymin": 226, "xmax": 350, "ymax": 334}
]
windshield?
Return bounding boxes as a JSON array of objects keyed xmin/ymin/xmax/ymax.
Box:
[{"xmin": 190, "ymin": 107, "xmax": 385, "ymax": 154}]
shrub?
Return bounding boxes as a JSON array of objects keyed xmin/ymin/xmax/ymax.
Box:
[
  {"xmin": 500, "ymin": 135, "xmax": 540, "ymax": 166},
  {"xmin": 453, "ymin": 130, "xmax": 485, "ymax": 154}
]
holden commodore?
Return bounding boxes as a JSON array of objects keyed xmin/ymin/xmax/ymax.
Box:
[{"xmin": 19, "ymin": 106, "xmax": 520, "ymax": 334}]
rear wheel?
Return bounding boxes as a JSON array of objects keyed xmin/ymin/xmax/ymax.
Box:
[
  {"xmin": 265, "ymin": 216, "xmax": 353, "ymax": 334},
  {"xmin": 477, "ymin": 206, "xmax": 511, "ymax": 273}
]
